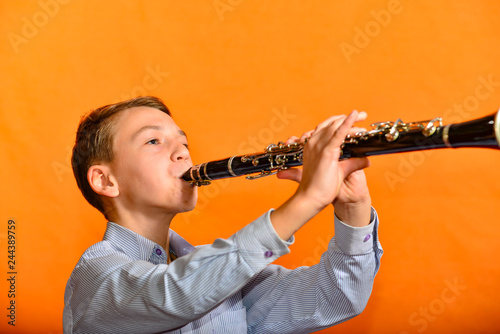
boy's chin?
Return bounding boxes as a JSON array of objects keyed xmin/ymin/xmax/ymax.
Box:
[
  {"xmin": 174, "ymin": 198, "xmax": 198, "ymax": 213},
  {"xmin": 175, "ymin": 204, "xmax": 196, "ymax": 213}
]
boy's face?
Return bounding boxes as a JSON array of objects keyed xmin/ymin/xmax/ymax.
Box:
[{"xmin": 109, "ymin": 106, "xmax": 197, "ymax": 215}]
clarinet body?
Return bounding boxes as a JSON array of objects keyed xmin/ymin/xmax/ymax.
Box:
[{"xmin": 182, "ymin": 110, "xmax": 500, "ymax": 186}]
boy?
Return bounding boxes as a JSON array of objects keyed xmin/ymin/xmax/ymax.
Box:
[{"xmin": 64, "ymin": 96, "xmax": 382, "ymax": 333}]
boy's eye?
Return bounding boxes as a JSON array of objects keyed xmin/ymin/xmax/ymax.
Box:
[
  {"xmin": 146, "ymin": 139, "xmax": 159, "ymax": 145},
  {"xmin": 183, "ymin": 143, "xmax": 190, "ymax": 150}
]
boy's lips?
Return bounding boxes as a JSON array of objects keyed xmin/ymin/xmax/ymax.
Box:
[{"xmin": 177, "ymin": 165, "xmax": 192, "ymax": 179}]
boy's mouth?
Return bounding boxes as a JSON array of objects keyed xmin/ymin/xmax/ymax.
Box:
[
  {"xmin": 177, "ymin": 167, "xmax": 191, "ymax": 180},
  {"xmin": 177, "ymin": 161, "xmax": 193, "ymax": 179}
]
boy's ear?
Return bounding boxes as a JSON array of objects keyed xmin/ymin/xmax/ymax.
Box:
[{"xmin": 87, "ymin": 165, "xmax": 119, "ymax": 198}]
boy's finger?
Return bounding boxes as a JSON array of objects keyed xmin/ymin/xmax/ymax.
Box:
[
  {"xmin": 313, "ymin": 110, "xmax": 366, "ymax": 133},
  {"xmin": 328, "ymin": 110, "xmax": 359, "ymax": 148},
  {"xmin": 314, "ymin": 115, "xmax": 346, "ymax": 134},
  {"xmin": 276, "ymin": 168, "xmax": 302, "ymax": 183},
  {"xmin": 348, "ymin": 127, "xmax": 367, "ymax": 136},
  {"xmin": 284, "ymin": 136, "xmax": 300, "ymax": 145},
  {"xmin": 339, "ymin": 157, "xmax": 371, "ymax": 178},
  {"xmin": 299, "ymin": 130, "xmax": 315, "ymax": 142},
  {"xmin": 355, "ymin": 110, "xmax": 367, "ymax": 122}
]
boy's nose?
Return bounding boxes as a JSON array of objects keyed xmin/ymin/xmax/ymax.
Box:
[{"xmin": 174, "ymin": 144, "xmax": 190, "ymax": 162}]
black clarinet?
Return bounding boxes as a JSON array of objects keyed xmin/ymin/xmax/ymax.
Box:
[{"xmin": 182, "ymin": 110, "xmax": 500, "ymax": 186}]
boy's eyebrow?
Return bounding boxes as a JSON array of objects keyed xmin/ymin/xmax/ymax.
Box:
[{"xmin": 131, "ymin": 125, "xmax": 187, "ymax": 141}]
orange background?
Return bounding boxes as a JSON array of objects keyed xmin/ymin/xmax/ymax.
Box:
[{"xmin": 2, "ymin": 1, "xmax": 500, "ymax": 333}]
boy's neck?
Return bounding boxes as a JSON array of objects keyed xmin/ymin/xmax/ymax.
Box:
[{"xmin": 108, "ymin": 208, "xmax": 175, "ymax": 261}]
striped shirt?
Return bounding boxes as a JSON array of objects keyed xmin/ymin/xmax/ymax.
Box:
[{"xmin": 63, "ymin": 209, "xmax": 382, "ymax": 333}]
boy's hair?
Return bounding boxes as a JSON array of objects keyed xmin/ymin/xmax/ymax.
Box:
[{"xmin": 72, "ymin": 96, "xmax": 171, "ymax": 219}]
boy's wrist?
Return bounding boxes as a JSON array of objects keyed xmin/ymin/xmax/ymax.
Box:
[
  {"xmin": 333, "ymin": 197, "xmax": 372, "ymax": 227},
  {"xmin": 270, "ymin": 191, "xmax": 323, "ymax": 241}
]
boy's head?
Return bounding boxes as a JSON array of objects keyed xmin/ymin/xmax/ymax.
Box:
[{"xmin": 72, "ymin": 96, "xmax": 196, "ymax": 220}]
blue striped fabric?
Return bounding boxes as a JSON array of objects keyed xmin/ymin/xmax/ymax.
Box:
[{"xmin": 63, "ymin": 209, "xmax": 382, "ymax": 333}]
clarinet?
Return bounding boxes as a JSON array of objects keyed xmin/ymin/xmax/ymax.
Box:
[{"xmin": 182, "ymin": 110, "xmax": 500, "ymax": 186}]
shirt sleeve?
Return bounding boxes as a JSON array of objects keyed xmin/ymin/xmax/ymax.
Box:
[
  {"xmin": 242, "ymin": 207, "xmax": 383, "ymax": 334},
  {"xmin": 64, "ymin": 211, "xmax": 292, "ymax": 334}
]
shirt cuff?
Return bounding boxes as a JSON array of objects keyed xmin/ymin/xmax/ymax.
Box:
[
  {"xmin": 235, "ymin": 209, "xmax": 293, "ymax": 271},
  {"xmin": 333, "ymin": 207, "xmax": 379, "ymax": 255}
]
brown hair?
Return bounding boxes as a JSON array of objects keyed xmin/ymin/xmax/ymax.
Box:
[{"xmin": 71, "ymin": 96, "xmax": 171, "ymax": 219}]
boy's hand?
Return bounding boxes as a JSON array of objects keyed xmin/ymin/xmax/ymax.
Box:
[{"xmin": 274, "ymin": 111, "xmax": 371, "ymax": 229}]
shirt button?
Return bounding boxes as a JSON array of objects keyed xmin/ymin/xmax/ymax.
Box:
[
  {"xmin": 264, "ymin": 250, "xmax": 273, "ymax": 258},
  {"xmin": 363, "ymin": 234, "xmax": 371, "ymax": 242},
  {"xmin": 156, "ymin": 249, "xmax": 162, "ymax": 256}
]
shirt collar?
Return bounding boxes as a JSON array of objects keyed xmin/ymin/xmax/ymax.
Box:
[
  {"xmin": 103, "ymin": 222, "xmax": 195, "ymax": 264},
  {"xmin": 168, "ymin": 229, "xmax": 196, "ymax": 258}
]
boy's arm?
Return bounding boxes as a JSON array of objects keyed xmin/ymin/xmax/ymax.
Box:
[{"xmin": 243, "ymin": 208, "xmax": 383, "ymax": 333}]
